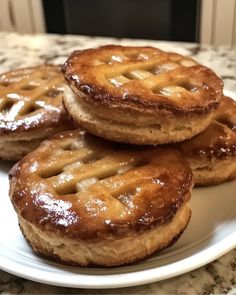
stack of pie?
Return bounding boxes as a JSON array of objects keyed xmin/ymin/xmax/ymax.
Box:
[{"xmin": 4, "ymin": 45, "xmax": 235, "ymax": 267}]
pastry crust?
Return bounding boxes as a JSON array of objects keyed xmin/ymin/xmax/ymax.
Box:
[
  {"xmin": 179, "ymin": 96, "xmax": 236, "ymax": 186},
  {"xmin": 62, "ymin": 45, "xmax": 223, "ymax": 144},
  {"xmin": 0, "ymin": 138, "xmax": 43, "ymax": 161},
  {"xmin": 64, "ymin": 85, "xmax": 214, "ymax": 145},
  {"xmin": 18, "ymin": 204, "xmax": 191, "ymax": 267},
  {"xmin": 9, "ymin": 130, "xmax": 193, "ymax": 266},
  {"xmin": 0, "ymin": 65, "xmax": 74, "ymax": 160}
]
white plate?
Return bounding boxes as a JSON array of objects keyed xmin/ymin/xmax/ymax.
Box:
[{"xmin": 0, "ymin": 90, "xmax": 236, "ymax": 289}]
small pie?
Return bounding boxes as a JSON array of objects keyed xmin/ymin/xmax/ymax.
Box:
[
  {"xmin": 0, "ymin": 65, "xmax": 74, "ymax": 160},
  {"xmin": 9, "ymin": 130, "xmax": 193, "ymax": 267},
  {"xmin": 62, "ymin": 45, "xmax": 223, "ymax": 145},
  {"xmin": 179, "ymin": 96, "xmax": 236, "ymax": 186}
]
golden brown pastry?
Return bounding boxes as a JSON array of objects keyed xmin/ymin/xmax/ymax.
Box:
[
  {"xmin": 0, "ymin": 65, "xmax": 74, "ymax": 160},
  {"xmin": 179, "ymin": 96, "xmax": 236, "ymax": 186},
  {"xmin": 62, "ymin": 45, "xmax": 223, "ymax": 145},
  {"xmin": 9, "ymin": 130, "xmax": 193, "ymax": 267}
]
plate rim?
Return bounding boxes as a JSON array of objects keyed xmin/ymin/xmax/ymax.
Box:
[
  {"xmin": 0, "ymin": 89, "xmax": 236, "ymax": 289},
  {"xmin": 0, "ymin": 230, "xmax": 236, "ymax": 289}
]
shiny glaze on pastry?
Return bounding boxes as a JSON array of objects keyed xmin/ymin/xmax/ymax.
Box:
[
  {"xmin": 10, "ymin": 130, "xmax": 193, "ymax": 241},
  {"xmin": 0, "ymin": 65, "xmax": 72, "ymax": 137},
  {"xmin": 62, "ymin": 45, "xmax": 223, "ymax": 116}
]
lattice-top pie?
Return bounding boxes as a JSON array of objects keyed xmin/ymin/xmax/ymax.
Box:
[
  {"xmin": 0, "ymin": 65, "xmax": 74, "ymax": 160},
  {"xmin": 9, "ymin": 130, "xmax": 193, "ymax": 266},
  {"xmin": 62, "ymin": 45, "xmax": 223, "ymax": 145},
  {"xmin": 179, "ymin": 96, "xmax": 236, "ymax": 186}
]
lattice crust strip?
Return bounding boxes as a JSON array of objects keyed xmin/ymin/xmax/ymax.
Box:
[
  {"xmin": 38, "ymin": 134, "xmax": 161, "ymax": 202},
  {"xmin": 63, "ymin": 46, "xmax": 222, "ymax": 112},
  {"xmin": 107, "ymin": 58, "xmax": 198, "ymax": 95},
  {"xmin": 0, "ymin": 65, "xmax": 65, "ymax": 121}
]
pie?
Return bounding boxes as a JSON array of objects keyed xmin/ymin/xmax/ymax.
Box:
[
  {"xmin": 9, "ymin": 130, "xmax": 193, "ymax": 266},
  {"xmin": 62, "ymin": 45, "xmax": 223, "ymax": 145},
  {"xmin": 179, "ymin": 96, "xmax": 236, "ymax": 186},
  {"xmin": 0, "ymin": 65, "xmax": 74, "ymax": 160}
]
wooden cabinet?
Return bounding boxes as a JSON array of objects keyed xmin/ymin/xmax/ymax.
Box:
[
  {"xmin": 200, "ymin": 0, "xmax": 236, "ymax": 46},
  {"xmin": 0, "ymin": 0, "xmax": 45, "ymax": 33}
]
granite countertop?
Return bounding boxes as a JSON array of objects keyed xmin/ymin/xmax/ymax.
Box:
[{"xmin": 0, "ymin": 32, "xmax": 235, "ymax": 294}]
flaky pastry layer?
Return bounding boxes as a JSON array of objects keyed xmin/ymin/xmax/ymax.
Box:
[
  {"xmin": 64, "ymin": 85, "xmax": 213, "ymax": 145},
  {"xmin": 18, "ymin": 203, "xmax": 191, "ymax": 266},
  {"xmin": 0, "ymin": 138, "xmax": 42, "ymax": 161},
  {"xmin": 179, "ymin": 96, "xmax": 236, "ymax": 185},
  {"xmin": 188, "ymin": 157, "xmax": 236, "ymax": 186}
]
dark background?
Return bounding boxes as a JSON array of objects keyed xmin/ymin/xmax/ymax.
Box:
[{"xmin": 43, "ymin": 0, "xmax": 200, "ymax": 42}]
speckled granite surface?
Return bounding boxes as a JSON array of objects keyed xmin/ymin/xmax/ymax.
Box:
[{"xmin": 0, "ymin": 32, "xmax": 235, "ymax": 294}]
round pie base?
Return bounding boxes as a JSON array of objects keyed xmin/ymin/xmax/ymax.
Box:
[
  {"xmin": 9, "ymin": 129, "xmax": 193, "ymax": 267},
  {"xmin": 18, "ymin": 203, "xmax": 191, "ymax": 267},
  {"xmin": 64, "ymin": 86, "xmax": 214, "ymax": 145},
  {"xmin": 0, "ymin": 125, "xmax": 72, "ymax": 161},
  {"xmin": 0, "ymin": 138, "xmax": 43, "ymax": 161},
  {"xmin": 189, "ymin": 158, "xmax": 236, "ymax": 186}
]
